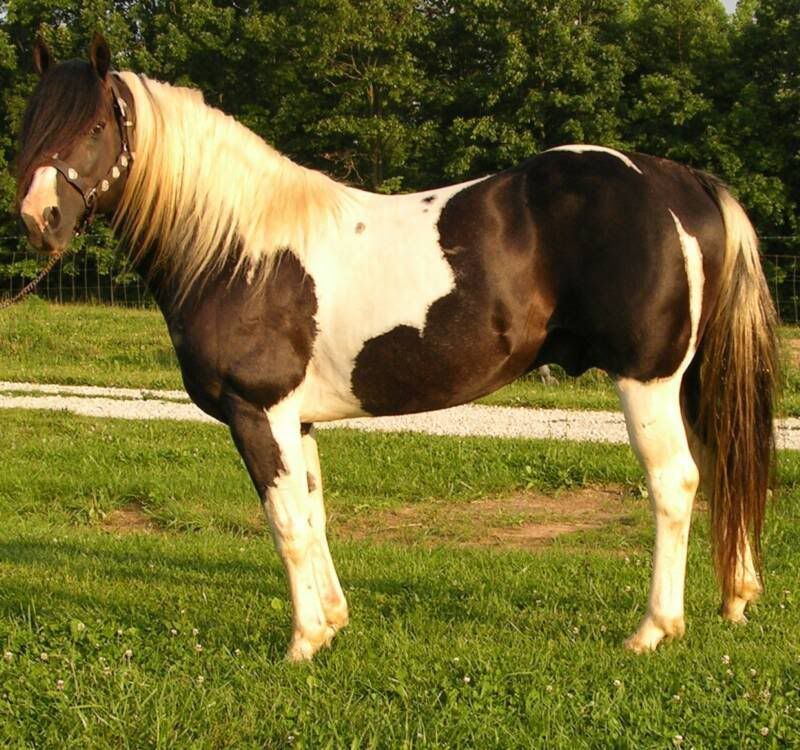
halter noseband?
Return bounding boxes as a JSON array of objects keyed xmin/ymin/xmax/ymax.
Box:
[{"xmin": 47, "ymin": 73, "xmax": 135, "ymax": 236}]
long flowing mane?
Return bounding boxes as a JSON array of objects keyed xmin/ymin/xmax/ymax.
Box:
[{"xmin": 115, "ymin": 72, "xmax": 346, "ymax": 303}]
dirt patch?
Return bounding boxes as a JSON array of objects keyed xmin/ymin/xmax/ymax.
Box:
[
  {"xmin": 331, "ymin": 484, "xmax": 639, "ymax": 551},
  {"xmin": 102, "ymin": 503, "xmax": 157, "ymax": 534}
]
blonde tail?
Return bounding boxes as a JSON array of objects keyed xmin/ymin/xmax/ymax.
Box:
[{"xmin": 694, "ymin": 175, "xmax": 779, "ymax": 602}]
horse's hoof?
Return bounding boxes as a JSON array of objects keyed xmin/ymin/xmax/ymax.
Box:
[
  {"xmin": 720, "ymin": 597, "xmax": 749, "ymax": 624},
  {"xmin": 285, "ymin": 638, "xmax": 316, "ymax": 662},
  {"xmin": 624, "ymin": 615, "xmax": 684, "ymax": 653},
  {"xmin": 285, "ymin": 625, "xmax": 340, "ymax": 662},
  {"xmin": 326, "ymin": 606, "xmax": 349, "ymax": 633}
]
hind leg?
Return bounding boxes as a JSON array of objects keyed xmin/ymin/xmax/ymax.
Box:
[
  {"xmin": 616, "ymin": 376, "xmax": 700, "ymax": 653},
  {"xmin": 721, "ymin": 535, "xmax": 762, "ymax": 623},
  {"xmin": 685, "ymin": 425, "xmax": 762, "ymax": 623}
]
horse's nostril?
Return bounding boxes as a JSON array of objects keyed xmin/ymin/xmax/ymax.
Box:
[
  {"xmin": 43, "ymin": 206, "xmax": 62, "ymax": 232},
  {"xmin": 20, "ymin": 212, "xmax": 43, "ymax": 248}
]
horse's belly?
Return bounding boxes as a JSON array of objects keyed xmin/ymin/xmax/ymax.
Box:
[{"xmin": 298, "ymin": 280, "xmax": 542, "ymax": 421}]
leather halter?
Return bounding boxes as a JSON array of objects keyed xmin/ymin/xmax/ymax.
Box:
[{"xmin": 47, "ymin": 73, "xmax": 135, "ymax": 235}]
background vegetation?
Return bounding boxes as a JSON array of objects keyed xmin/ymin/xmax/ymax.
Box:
[{"xmin": 0, "ymin": 0, "xmax": 798, "ymax": 288}]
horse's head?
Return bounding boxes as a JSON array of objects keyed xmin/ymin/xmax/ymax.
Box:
[{"xmin": 17, "ymin": 34, "xmax": 133, "ymax": 254}]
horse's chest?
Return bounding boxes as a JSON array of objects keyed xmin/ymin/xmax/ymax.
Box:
[{"xmin": 167, "ymin": 253, "xmax": 319, "ymax": 419}]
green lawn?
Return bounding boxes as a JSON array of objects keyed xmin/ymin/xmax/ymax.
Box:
[
  {"xmin": 4, "ymin": 299, "xmax": 800, "ymax": 414},
  {"xmin": 1, "ymin": 410, "xmax": 799, "ymax": 747},
  {"xmin": 0, "ymin": 298, "xmax": 180, "ymax": 390}
]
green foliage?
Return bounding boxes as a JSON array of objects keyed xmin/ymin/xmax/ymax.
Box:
[
  {"xmin": 727, "ymin": 0, "xmax": 800, "ymax": 240},
  {"xmin": 0, "ymin": 0, "xmax": 797, "ymax": 271}
]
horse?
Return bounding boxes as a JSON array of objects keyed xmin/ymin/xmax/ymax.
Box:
[{"xmin": 16, "ymin": 34, "xmax": 778, "ymax": 661}]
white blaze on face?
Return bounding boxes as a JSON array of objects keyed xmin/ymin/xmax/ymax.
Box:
[{"xmin": 20, "ymin": 166, "xmax": 59, "ymax": 233}]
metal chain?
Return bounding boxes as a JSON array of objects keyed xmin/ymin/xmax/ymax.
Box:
[{"xmin": 0, "ymin": 250, "xmax": 64, "ymax": 310}]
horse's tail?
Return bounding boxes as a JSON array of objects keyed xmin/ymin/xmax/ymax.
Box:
[{"xmin": 690, "ymin": 173, "xmax": 779, "ymax": 601}]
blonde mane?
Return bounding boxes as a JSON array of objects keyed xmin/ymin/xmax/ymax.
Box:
[{"xmin": 114, "ymin": 72, "xmax": 345, "ymax": 302}]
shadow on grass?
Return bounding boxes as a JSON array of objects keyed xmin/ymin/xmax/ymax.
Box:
[{"xmin": 0, "ymin": 530, "xmax": 648, "ymax": 640}]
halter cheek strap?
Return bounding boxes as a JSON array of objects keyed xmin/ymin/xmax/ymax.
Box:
[{"xmin": 48, "ymin": 73, "xmax": 135, "ymax": 235}]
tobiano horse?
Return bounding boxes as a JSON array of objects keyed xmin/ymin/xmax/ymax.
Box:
[{"xmin": 17, "ymin": 35, "xmax": 778, "ymax": 660}]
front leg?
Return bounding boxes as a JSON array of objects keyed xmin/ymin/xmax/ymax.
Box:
[
  {"xmin": 225, "ymin": 393, "xmax": 336, "ymax": 661},
  {"xmin": 301, "ymin": 424, "xmax": 349, "ymax": 632}
]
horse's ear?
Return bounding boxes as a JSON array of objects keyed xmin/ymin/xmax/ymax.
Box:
[
  {"xmin": 89, "ymin": 32, "xmax": 111, "ymax": 80},
  {"xmin": 33, "ymin": 35, "xmax": 53, "ymax": 77}
]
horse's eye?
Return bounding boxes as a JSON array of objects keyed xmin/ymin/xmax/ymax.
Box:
[{"xmin": 90, "ymin": 121, "xmax": 106, "ymax": 136}]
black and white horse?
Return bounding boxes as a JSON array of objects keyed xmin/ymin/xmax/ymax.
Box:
[{"xmin": 17, "ymin": 35, "xmax": 778, "ymax": 660}]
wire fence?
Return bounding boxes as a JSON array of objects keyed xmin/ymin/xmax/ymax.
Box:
[
  {"xmin": 2, "ymin": 240, "xmax": 800, "ymax": 320},
  {"xmin": 0, "ymin": 241, "xmax": 153, "ymax": 308}
]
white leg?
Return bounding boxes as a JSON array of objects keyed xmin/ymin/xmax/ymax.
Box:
[
  {"xmin": 721, "ymin": 534, "xmax": 762, "ymax": 623},
  {"xmin": 301, "ymin": 425, "xmax": 349, "ymax": 631},
  {"xmin": 685, "ymin": 419, "xmax": 762, "ymax": 623},
  {"xmin": 264, "ymin": 400, "xmax": 335, "ymax": 661},
  {"xmin": 616, "ymin": 376, "xmax": 700, "ymax": 653}
]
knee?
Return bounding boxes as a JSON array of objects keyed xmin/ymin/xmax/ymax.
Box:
[
  {"xmin": 264, "ymin": 503, "xmax": 313, "ymax": 564},
  {"xmin": 275, "ymin": 525, "xmax": 314, "ymax": 564},
  {"xmin": 675, "ymin": 458, "xmax": 699, "ymax": 496}
]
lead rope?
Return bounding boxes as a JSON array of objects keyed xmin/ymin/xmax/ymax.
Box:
[{"xmin": 0, "ymin": 249, "xmax": 64, "ymax": 310}]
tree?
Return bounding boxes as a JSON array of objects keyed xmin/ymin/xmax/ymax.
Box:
[
  {"xmin": 726, "ymin": 0, "xmax": 799, "ymax": 242},
  {"xmin": 276, "ymin": 0, "xmax": 438, "ymax": 192},
  {"xmin": 423, "ymin": 0, "xmax": 630, "ymax": 181}
]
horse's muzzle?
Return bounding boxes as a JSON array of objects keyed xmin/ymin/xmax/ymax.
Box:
[{"xmin": 21, "ymin": 204, "xmax": 69, "ymax": 255}]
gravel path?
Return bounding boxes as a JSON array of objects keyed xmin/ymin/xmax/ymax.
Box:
[{"xmin": 3, "ymin": 380, "xmax": 800, "ymax": 449}]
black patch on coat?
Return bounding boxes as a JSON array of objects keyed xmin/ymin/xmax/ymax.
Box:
[
  {"xmin": 144, "ymin": 250, "xmax": 318, "ymax": 495},
  {"xmin": 351, "ymin": 173, "xmax": 545, "ymax": 415},
  {"xmin": 152, "ymin": 250, "xmax": 318, "ymax": 420},
  {"xmin": 421, "ymin": 195, "xmax": 435, "ymax": 204},
  {"xmin": 225, "ymin": 393, "xmax": 285, "ymax": 495},
  {"xmin": 351, "ymin": 150, "xmax": 726, "ymax": 416}
]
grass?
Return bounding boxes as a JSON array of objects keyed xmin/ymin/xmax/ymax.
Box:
[
  {"xmin": 478, "ymin": 368, "xmax": 620, "ymax": 411},
  {"xmin": 4, "ymin": 299, "xmax": 800, "ymax": 414},
  {"xmin": 1, "ymin": 410, "xmax": 799, "ymax": 747},
  {"xmin": 0, "ymin": 298, "xmax": 180, "ymax": 390}
]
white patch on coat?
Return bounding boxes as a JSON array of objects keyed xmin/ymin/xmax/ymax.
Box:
[
  {"xmin": 297, "ymin": 180, "xmax": 486, "ymax": 421},
  {"xmin": 614, "ymin": 210, "xmax": 705, "ymax": 652},
  {"xmin": 262, "ymin": 395, "xmax": 333, "ymax": 661},
  {"xmin": 546, "ymin": 145, "xmax": 643, "ymax": 174},
  {"xmin": 20, "ymin": 166, "xmax": 59, "ymax": 233},
  {"xmin": 668, "ymin": 210, "xmax": 705, "ymax": 370}
]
